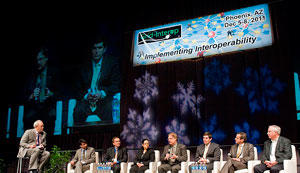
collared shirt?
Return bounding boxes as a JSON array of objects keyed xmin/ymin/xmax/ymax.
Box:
[
  {"xmin": 81, "ymin": 149, "xmax": 87, "ymax": 160},
  {"xmin": 237, "ymin": 143, "xmax": 244, "ymax": 158},
  {"xmin": 113, "ymin": 147, "xmax": 119, "ymax": 163},
  {"xmin": 91, "ymin": 58, "xmax": 103, "ymax": 90},
  {"xmin": 171, "ymin": 143, "xmax": 177, "ymax": 154},
  {"xmin": 270, "ymin": 137, "xmax": 279, "ymax": 162},
  {"xmin": 34, "ymin": 129, "xmax": 41, "ymax": 146},
  {"xmin": 203, "ymin": 143, "xmax": 210, "ymax": 159},
  {"xmin": 170, "ymin": 143, "xmax": 177, "ymax": 163}
]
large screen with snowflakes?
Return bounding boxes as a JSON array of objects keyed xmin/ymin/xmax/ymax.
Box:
[{"xmin": 132, "ymin": 3, "xmax": 273, "ymax": 66}]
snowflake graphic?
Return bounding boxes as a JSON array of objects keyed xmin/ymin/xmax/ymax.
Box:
[
  {"xmin": 236, "ymin": 65, "xmax": 286, "ymax": 114},
  {"xmin": 165, "ymin": 118, "xmax": 190, "ymax": 145},
  {"xmin": 200, "ymin": 114, "xmax": 226, "ymax": 143},
  {"xmin": 234, "ymin": 121, "xmax": 261, "ymax": 152},
  {"xmin": 172, "ymin": 81, "xmax": 205, "ymax": 119},
  {"xmin": 134, "ymin": 71, "xmax": 159, "ymax": 105},
  {"xmin": 121, "ymin": 108, "xmax": 159, "ymax": 148},
  {"xmin": 204, "ymin": 58, "xmax": 231, "ymax": 95}
]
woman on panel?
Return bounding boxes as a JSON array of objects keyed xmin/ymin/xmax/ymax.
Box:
[{"xmin": 130, "ymin": 139, "xmax": 155, "ymax": 173}]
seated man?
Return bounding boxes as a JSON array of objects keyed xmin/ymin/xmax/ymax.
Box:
[
  {"xmin": 158, "ymin": 132, "xmax": 187, "ymax": 173},
  {"xmin": 220, "ymin": 132, "xmax": 254, "ymax": 173},
  {"xmin": 189, "ymin": 132, "xmax": 220, "ymax": 173},
  {"xmin": 254, "ymin": 125, "xmax": 292, "ymax": 173},
  {"xmin": 70, "ymin": 139, "xmax": 96, "ymax": 173},
  {"xmin": 104, "ymin": 137, "xmax": 128, "ymax": 173},
  {"xmin": 17, "ymin": 120, "xmax": 50, "ymax": 173}
]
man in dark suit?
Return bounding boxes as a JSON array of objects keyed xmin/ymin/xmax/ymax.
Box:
[
  {"xmin": 104, "ymin": 137, "xmax": 128, "ymax": 173},
  {"xmin": 73, "ymin": 35, "xmax": 120, "ymax": 125},
  {"xmin": 17, "ymin": 120, "xmax": 50, "ymax": 173},
  {"xmin": 220, "ymin": 132, "xmax": 254, "ymax": 173},
  {"xmin": 70, "ymin": 139, "xmax": 96, "ymax": 172},
  {"xmin": 24, "ymin": 48, "xmax": 58, "ymax": 135},
  {"xmin": 158, "ymin": 132, "xmax": 187, "ymax": 173},
  {"xmin": 189, "ymin": 132, "xmax": 221, "ymax": 173},
  {"xmin": 254, "ymin": 125, "xmax": 292, "ymax": 173}
]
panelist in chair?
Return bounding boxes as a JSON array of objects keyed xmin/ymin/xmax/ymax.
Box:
[
  {"xmin": 70, "ymin": 139, "xmax": 96, "ymax": 173},
  {"xmin": 189, "ymin": 132, "xmax": 221, "ymax": 173},
  {"xmin": 104, "ymin": 137, "xmax": 128, "ymax": 173},
  {"xmin": 220, "ymin": 132, "xmax": 254, "ymax": 173},
  {"xmin": 254, "ymin": 125, "xmax": 292, "ymax": 173},
  {"xmin": 130, "ymin": 139, "xmax": 155, "ymax": 173},
  {"xmin": 17, "ymin": 120, "xmax": 50, "ymax": 173},
  {"xmin": 158, "ymin": 132, "xmax": 187, "ymax": 173}
]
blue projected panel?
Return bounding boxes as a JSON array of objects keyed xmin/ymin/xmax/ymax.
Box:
[
  {"xmin": 132, "ymin": 4, "xmax": 273, "ymax": 66},
  {"xmin": 294, "ymin": 72, "xmax": 300, "ymax": 120}
]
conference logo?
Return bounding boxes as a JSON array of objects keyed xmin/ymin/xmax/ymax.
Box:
[{"xmin": 138, "ymin": 25, "xmax": 181, "ymax": 45}]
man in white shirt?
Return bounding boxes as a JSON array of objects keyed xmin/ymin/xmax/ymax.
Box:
[
  {"xmin": 189, "ymin": 132, "xmax": 221, "ymax": 173},
  {"xmin": 254, "ymin": 125, "xmax": 292, "ymax": 173}
]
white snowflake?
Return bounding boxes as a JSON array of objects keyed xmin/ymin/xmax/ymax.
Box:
[
  {"xmin": 121, "ymin": 108, "xmax": 159, "ymax": 148},
  {"xmin": 165, "ymin": 118, "xmax": 190, "ymax": 145},
  {"xmin": 134, "ymin": 71, "xmax": 159, "ymax": 105},
  {"xmin": 172, "ymin": 81, "xmax": 205, "ymax": 119}
]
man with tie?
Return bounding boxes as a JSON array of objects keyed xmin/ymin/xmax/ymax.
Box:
[
  {"xmin": 158, "ymin": 132, "xmax": 187, "ymax": 173},
  {"xmin": 220, "ymin": 132, "xmax": 254, "ymax": 173},
  {"xmin": 73, "ymin": 35, "xmax": 121, "ymax": 125},
  {"xmin": 24, "ymin": 48, "xmax": 57, "ymax": 135},
  {"xmin": 17, "ymin": 120, "xmax": 50, "ymax": 173},
  {"xmin": 254, "ymin": 125, "xmax": 292, "ymax": 173},
  {"xmin": 104, "ymin": 137, "xmax": 128, "ymax": 173},
  {"xmin": 70, "ymin": 139, "xmax": 96, "ymax": 173},
  {"xmin": 189, "ymin": 132, "xmax": 221, "ymax": 173}
]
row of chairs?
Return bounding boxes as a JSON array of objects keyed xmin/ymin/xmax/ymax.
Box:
[{"xmin": 67, "ymin": 145, "xmax": 297, "ymax": 173}]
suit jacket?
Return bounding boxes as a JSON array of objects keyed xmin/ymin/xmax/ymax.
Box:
[
  {"xmin": 104, "ymin": 147, "xmax": 128, "ymax": 163},
  {"xmin": 228, "ymin": 143, "xmax": 254, "ymax": 164},
  {"xmin": 133, "ymin": 148, "xmax": 155, "ymax": 166},
  {"xmin": 160, "ymin": 143, "xmax": 187, "ymax": 164},
  {"xmin": 17, "ymin": 129, "xmax": 47, "ymax": 158},
  {"xmin": 79, "ymin": 54, "xmax": 120, "ymax": 99},
  {"xmin": 261, "ymin": 136, "xmax": 292, "ymax": 164},
  {"xmin": 71, "ymin": 147, "xmax": 96, "ymax": 165},
  {"xmin": 195, "ymin": 142, "xmax": 221, "ymax": 163}
]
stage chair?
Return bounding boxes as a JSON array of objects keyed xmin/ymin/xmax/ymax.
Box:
[
  {"xmin": 127, "ymin": 150, "xmax": 160, "ymax": 173},
  {"xmin": 16, "ymin": 156, "xmax": 30, "ymax": 173},
  {"xmin": 67, "ymin": 151, "xmax": 99, "ymax": 173},
  {"xmin": 157, "ymin": 149, "xmax": 190, "ymax": 173},
  {"xmin": 248, "ymin": 145, "xmax": 297, "ymax": 173},
  {"xmin": 187, "ymin": 148, "xmax": 223, "ymax": 173},
  {"xmin": 217, "ymin": 147, "xmax": 257, "ymax": 173}
]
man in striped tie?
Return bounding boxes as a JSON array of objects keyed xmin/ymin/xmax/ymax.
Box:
[
  {"xmin": 220, "ymin": 132, "xmax": 254, "ymax": 173},
  {"xmin": 70, "ymin": 139, "xmax": 96, "ymax": 173},
  {"xmin": 17, "ymin": 120, "xmax": 50, "ymax": 173}
]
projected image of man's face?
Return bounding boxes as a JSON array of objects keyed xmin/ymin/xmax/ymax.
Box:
[
  {"xmin": 37, "ymin": 51, "xmax": 48, "ymax": 70},
  {"xmin": 92, "ymin": 42, "xmax": 106, "ymax": 61}
]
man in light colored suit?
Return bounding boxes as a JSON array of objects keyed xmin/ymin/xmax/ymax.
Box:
[
  {"xmin": 70, "ymin": 139, "xmax": 96, "ymax": 173},
  {"xmin": 254, "ymin": 125, "xmax": 292, "ymax": 173},
  {"xmin": 189, "ymin": 132, "xmax": 221, "ymax": 173},
  {"xmin": 220, "ymin": 132, "xmax": 254, "ymax": 173},
  {"xmin": 17, "ymin": 120, "xmax": 50, "ymax": 173},
  {"xmin": 158, "ymin": 132, "xmax": 187, "ymax": 173}
]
